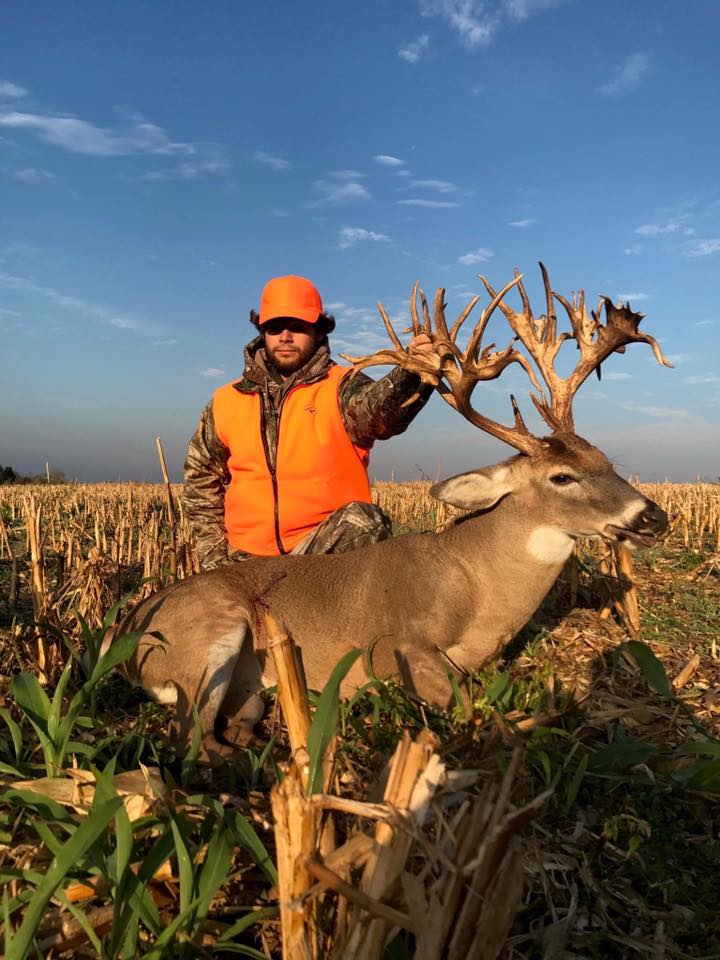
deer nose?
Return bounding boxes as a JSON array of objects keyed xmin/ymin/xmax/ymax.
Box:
[{"xmin": 639, "ymin": 503, "xmax": 668, "ymax": 533}]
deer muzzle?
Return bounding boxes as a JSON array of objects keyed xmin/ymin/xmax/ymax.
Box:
[{"xmin": 605, "ymin": 501, "xmax": 668, "ymax": 547}]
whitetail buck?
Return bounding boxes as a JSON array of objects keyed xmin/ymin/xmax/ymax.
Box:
[{"xmin": 115, "ymin": 264, "xmax": 670, "ymax": 762}]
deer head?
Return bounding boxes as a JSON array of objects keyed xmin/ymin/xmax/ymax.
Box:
[{"xmin": 342, "ymin": 264, "xmax": 671, "ymax": 548}]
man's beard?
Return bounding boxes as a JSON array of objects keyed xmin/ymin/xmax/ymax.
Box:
[{"xmin": 266, "ymin": 342, "xmax": 316, "ymax": 374}]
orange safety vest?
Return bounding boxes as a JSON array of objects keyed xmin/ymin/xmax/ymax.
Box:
[{"xmin": 213, "ymin": 365, "xmax": 372, "ymax": 556}]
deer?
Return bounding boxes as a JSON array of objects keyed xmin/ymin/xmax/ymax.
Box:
[{"xmin": 112, "ymin": 264, "xmax": 670, "ymax": 763}]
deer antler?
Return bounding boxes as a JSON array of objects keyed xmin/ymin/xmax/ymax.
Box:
[
  {"xmin": 341, "ymin": 276, "xmax": 546, "ymax": 457},
  {"xmin": 479, "ymin": 263, "xmax": 673, "ymax": 432}
]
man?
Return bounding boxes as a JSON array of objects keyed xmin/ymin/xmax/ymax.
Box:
[{"xmin": 184, "ymin": 274, "xmax": 436, "ymax": 569}]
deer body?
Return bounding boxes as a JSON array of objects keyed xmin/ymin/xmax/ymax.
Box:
[{"xmin": 117, "ymin": 433, "xmax": 666, "ymax": 761}]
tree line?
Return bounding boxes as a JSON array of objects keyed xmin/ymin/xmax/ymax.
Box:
[{"xmin": 0, "ymin": 464, "xmax": 68, "ymax": 485}]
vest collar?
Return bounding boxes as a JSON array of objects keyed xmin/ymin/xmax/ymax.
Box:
[{"xmin": 233, "ymin": 337, "xmax": 335, "ymax": 395}]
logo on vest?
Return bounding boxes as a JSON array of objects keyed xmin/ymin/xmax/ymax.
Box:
[{"xmin": 304, "ymin": 405, "xmax": 316, "ymax": 415}]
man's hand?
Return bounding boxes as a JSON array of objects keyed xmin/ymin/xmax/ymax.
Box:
[
  {"xmin": 408, "ymin": 332, "xmax": 435, "ymax": 357},
  {"xmin": 406, "ymin": 331, "xmax": 442, "ymax": 387}
]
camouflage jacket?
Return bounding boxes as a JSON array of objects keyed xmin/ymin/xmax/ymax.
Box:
[{"xmin": 183, "ymin": 336, "xmax": 433, "ymax": 568}]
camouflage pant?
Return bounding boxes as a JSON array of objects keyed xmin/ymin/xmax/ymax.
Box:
[{"xmin": 228, "ymin": 501, "xmax": 392, "ymax": 562}]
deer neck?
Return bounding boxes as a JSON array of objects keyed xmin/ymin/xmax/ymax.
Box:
[{"xmin": 438, "ymin": 496, "xmax": 575, "ymax": 662}]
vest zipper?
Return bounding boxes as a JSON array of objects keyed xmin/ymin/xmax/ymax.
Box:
[
  {"xmin": 257, "ymin": 374, "xmax": 327, "ymax": 556},
  {"xmin": 259, "ymin": 398, "xmax": 287, "ymax": 555}
]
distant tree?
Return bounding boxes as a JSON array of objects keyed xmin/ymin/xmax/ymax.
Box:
[{"xmin": 0, "ymin": 465, "xmax": 17, "ymax": 484}]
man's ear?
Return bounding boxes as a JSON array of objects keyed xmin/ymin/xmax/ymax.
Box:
[{"xmin": 430, "ymin": 466, "xmax": 514, "ymax": 511}]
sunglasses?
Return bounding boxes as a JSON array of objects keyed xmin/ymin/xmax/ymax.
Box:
[{"xmin": 262, "ymin": 318, "xmax": 316, "ymax": 336}]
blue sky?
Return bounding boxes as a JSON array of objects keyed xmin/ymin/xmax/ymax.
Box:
[{"xmin": 1, "ymin": 0, "xmax": 718, "ymax": 482}]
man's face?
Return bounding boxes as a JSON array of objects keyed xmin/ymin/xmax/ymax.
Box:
[{"xmin": 262, "ymin": 317, "xmax": 321, "ymax": 377}]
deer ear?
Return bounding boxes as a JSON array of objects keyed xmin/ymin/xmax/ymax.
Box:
[{"xmin": 430, "ymin": 467, "xmax": 513, "ymax": 511}]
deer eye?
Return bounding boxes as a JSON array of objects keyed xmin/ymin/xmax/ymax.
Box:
[{"xmin": 550, "ymin": 473, "xmax": 576, "ymax": 486}]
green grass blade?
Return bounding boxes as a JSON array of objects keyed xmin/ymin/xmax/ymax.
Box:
[
  {"xmin": 445, "ymin": 666, "xmax": 466, "ymax": 721},
  {"xmin": 214, "ymin": 906, "xmax": 278, "ymax": 944},
  {"xmin": 230, "ymin": 812, "xmax": 277, "ymax": 886},
  {"xmin": 0, "ymin": 708, "xmax": 25, "ymax": 765},
  {"xmin": 680, "ymin": 740, "xmax": 720, "ymax": 757},
  {"xmin": 11, "ymin": 674, "xmax": 51, "ymax": 737},
  {"xmin": 5, "ymin": 796, "xmax": 122, "ymax": 960},
  {"xmin": 306, "ymin": 648, "xmax": 363, "ymax": 795},
  {"xmin": 169, "ymin": 810, "xmax": 195, "ymax": 917},
  {"xmin": 618, "ymin": 641, "xmax": 672, "ymax": 698},
  {"xmin": 180, "ymin": 703, "xmax": 202, "ymax": 787},
  {"xmin": 195, "ymin": 823, "xmax": 234, "ymax": 921},
  {"xmin": 47, "ymin": 659, "xmax": 74, "ymax": 743},
  {"xmin": 107, "ymin": 826, "xmax": 172, "ymax": 957},
  {"xmin": 87, "ymin": 630, "xmax": 143, "ymax": 687}
]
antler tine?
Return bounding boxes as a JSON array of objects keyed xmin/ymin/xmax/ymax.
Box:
[
  {"xmin": 467, "ymin": 273, "xmax": 524, "ymax": 361},
  {"xmin": 409, "ymin": 280, "xmax": 424, "ymax": 337},
  {"xmin": 433, "ymin": 288, "xmax": 450, "ymax": 339},
  {"xmin": 539, "ymin": 261, "xmax": 557, "ymax": 345},
  {"xmin": 514, "ymin": 267, "xmax": 534, "ymax": 323},
  {"xmin": 478, "ymin": 274, "xmax": 517, "ymax": 325},
  {"xmin": 448, "ymin": 294, "xmax": 482, "ymax": 343},
  {"xmin": 377, "ymin": 300, "xmax": 404, "ymax": 351}
]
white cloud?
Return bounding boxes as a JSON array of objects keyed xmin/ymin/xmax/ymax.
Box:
[
  {"xmin": 0, "ymin": 271, "xmax": 167, "ymax": 337},
  {"xmin": 325, "ymin": 301, "xmax": 347, "ymax": 310},
  {"xmin": 687, "ymin": 238, "xmax": 720, "ymax": 257},
  {"xmin": 696, "ymin": 319, "xmax": 715, "ymax": 327},
  {"xmin": 138, "ymin": 150, "xmax": 228, "ymax": 181},
  {"xmin": 374, "ymin": 154, "xmax": 405, "ymax": 167},
  {"xmin": 200, "ymin": 367, "xmax": 226, "ymax": 378},
  {"xmin": 458, "ymin": 247, "xmax": 493, "ymax": 265},
  {"xmin": 10, "ymin": 167, "xmax": 57, "ymax": 182},
  {"xmin": 624, "ymin": 245, "xmax": 642, "ymax": 255},
  {"xmin": 397, "ymin": 198, "xmax": 460, "ymax": 208},
  {"xmin": 508, "ymin": 217, "xmax": 535, "ymax": 227},
  {"xmin": 0, "ymin": 81, "xmax": 28, "ymax": 100},
  {"xmin": 684, "ymin": 375, "xmax": 720, "ymax": 385},
  {"xmin": 152, "ymin": 338, "xmax": 177, "ymax": 347},
  {"xmin": 620, "ymin": 400, "xmax": 687, "ymax": 418},
  {"xmin": 329, "ymin": 169, "xmax": 366, "ymax": 180},
  {"xmin": 635, "ymin": 218, "xmax": 686, "ymax": 236},
  {"xmin": 409, "ymin": 179, "xmax": 457, "ymax": 193},
  {"xmin": 399, "ymin": 34, "xmax": 431, "ymax": 63},
  {"xmin": 0, "ymin": 109, "xmax": 196, "ymax": 156},
  {"xmin": 420, "ymin": 0, "xmax": 497, "ymax": 48},
  {"xmin": 338, "ymin": 227, "xmax": 391, "ymax": 249},
  {"xmin": 254, "ymin": 151, "xmax": 291, "ymax": 171},
  {"xmin": 311, "ymin": 179, "xmax": 371, "ymax": 206},
  {"xmin": 504, "ymin": 0, "xmax": 564, "ymax": 20},
  {"xmin": 601, "ymin": 372, "xmax": 632, "ymax": 381},
  {"xmin": 616, "ymin": 292, "xmax": 650, "ymax": 303},
  {"xmin": 598, "ymin": 52, "xmax": 650, "ymax": 96}
]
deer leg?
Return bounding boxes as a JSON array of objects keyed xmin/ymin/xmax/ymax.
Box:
[
  {"xmin": 170, "ymin": 625, "xmax": 248, "ymax": 764},
  {"xmin": 370, "ymin": 636, "xmax": 470, "ymax": 712},
  {"xmin": 215, "ymin": 628, "xmax": 266, "ymax": 750}
]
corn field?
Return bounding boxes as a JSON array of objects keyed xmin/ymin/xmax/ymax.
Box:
[{"xmin": 0, "ymin": 480, "xmax": 719, "ymax": 957}]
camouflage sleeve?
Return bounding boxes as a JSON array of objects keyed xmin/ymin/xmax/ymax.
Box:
[
  {"xmin": 182, "ymin": 401, "xmax": 232, "ymax": 570},
  {"xmin": 339, "ymin": 367, "xmax": 434, "ymax": 448}
]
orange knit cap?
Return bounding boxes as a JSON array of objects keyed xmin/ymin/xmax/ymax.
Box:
[{"xmin": 258, "ymin": 275, "xmax": 323, "ymax": 325}]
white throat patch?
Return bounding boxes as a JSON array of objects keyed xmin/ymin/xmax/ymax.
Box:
[{"xmin": 526, "ymin": 526, "xmax": 575, "ymax": 565}]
